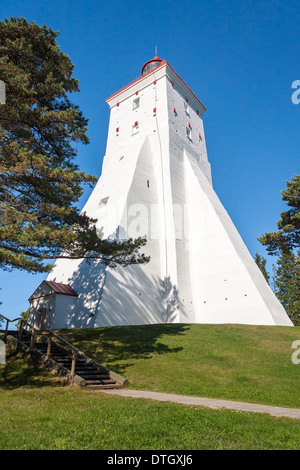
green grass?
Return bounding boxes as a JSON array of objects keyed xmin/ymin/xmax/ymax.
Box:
[
  {"xmin": 59, "ymin": 323, "xmax": 300, "ymax": 409},
  {"xmin": 0, "ymin": 374, "xmax": 300, "ymax": 450},
  {"xmin": 1, "ymin": 323, "xmax": 300, "ymax": 450}
]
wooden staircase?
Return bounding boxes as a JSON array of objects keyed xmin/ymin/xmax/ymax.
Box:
[{"xmin": 1, "ymin": 316, "xmax": 127, "ymax": 390}]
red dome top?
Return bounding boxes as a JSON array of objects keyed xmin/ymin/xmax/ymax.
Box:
[{"xmin": 141, "ymin": 56, "xmax": 163, "ymax": 76}]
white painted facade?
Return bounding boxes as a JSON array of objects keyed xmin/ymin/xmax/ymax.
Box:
[
  {"xmin": 35, "ymin": 58, "xmax": 292, "ymax": 328},
  {"xmin": 29, "ymin": 282, "xmax": 78, "ymax": 329}
]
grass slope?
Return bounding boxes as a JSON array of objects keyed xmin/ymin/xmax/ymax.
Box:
[
  {"xmin": 58, "ymin": 323, "xmax": 300, "ymax": 409},
  {"xmin": 1, "ymin": 384, "xmax": 300, "ymax": 450},
  {"xmin": 1, "ymin": 323, "xmax": 300, "ymax": 450}
]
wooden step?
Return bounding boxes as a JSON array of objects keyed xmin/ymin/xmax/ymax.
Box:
[
  {"xmin": 85, "ymin": 379, "xmax": 117, "ymax": 385},
  {"xmin": 5, "ymin": 331, "xmax": 125, "ymax": 390},
  {"xmin": 78, "ymin": 371, "xmax": 105, "ymax": 376},
  {"xmin": 78, "ymin": 374, "xmax": 111, "ymax": 380},
  {"xmin": 86, "ymin": 384, "xmax": 124, "ymax": 390}
]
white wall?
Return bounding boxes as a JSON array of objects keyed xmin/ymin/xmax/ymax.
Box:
[
  {"xmin": 46, "ymin": 62, "xmax": 293, "ymax": 328},
  {"xmin": 29, "ymin": 295, "xmax": 56, "ymax": 329}
]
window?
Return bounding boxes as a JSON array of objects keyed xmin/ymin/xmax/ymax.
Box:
[
  {"xmin": 133, "ymin": 97, "xmax": 140, "ymax": 110},
  {"xmin": 184, "ymin": 101, "xmax": 190, "ymax": 116},
  {"xmin": 186, "ymin": 126, "xmax": 192, "ymax": 140},
  {"xmin": 98, "ymin": 196, "xmax": 109, "ymax": 208}
]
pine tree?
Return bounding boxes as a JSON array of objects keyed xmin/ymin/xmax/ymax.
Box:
[
  {"xmin": 0, "ymin": 17, "xmax": 148, "ymax": 273},
  {"xmin": 273, "ymin": 251, "xmax": 300, "ymax": 326},
  {"xmin": 258, "ymin": 174, "xmax": 300, "ymax": 324},
  {"xmin": 254, "ymin": 253, "xmax": 270, "ymax": 284},
  {"xmin": 258, "ymin": 174, "xmax": 300, "ymax": 255}
]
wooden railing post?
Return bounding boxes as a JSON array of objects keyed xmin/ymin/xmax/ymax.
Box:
[
  {"xmin": 70, "ymin": 352, "xmax": 76, "ymax": 384},
  {"xmin": 30, "ymin": 328, "xmax": 35, "ymax": 350},
  {"xmin": 18, "ymin": 320, "xmax": 23, "ymax": 342},
  {"xmin": 46, "ymin": 335, "xmax": 52, "ymax": 360},
  {"xmin": 4, "ymin": 319, "xmax": 9, "ymax": 342}
]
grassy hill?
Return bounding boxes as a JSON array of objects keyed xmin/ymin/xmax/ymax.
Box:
[
  {"xmin": 1, "ymin": 323, "xmax": 300, "ymax": 450},
  {"xmin": 59, "ymin": 323, "xmax": 300, "ymax": 409}
]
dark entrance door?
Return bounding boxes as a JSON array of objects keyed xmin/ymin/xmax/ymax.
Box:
[{"xmin": 37, "ymin": 307, "xmax": 47, "ymax": 330}]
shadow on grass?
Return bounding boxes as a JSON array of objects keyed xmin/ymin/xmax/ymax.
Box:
[
  {"xmin": 58, "ymin": 323, "xmax": 190, "ymax": 375},
  {"xmin": 0, "ymin": 324, "xmax": 190, "ymax": 387},
  {"xmin": 0, "ymin": 351, "xmax": 66, "ymax": 390}
]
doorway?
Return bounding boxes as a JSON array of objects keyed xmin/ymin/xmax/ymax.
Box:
[{"xmin": 37, "ymin": 307, "xmax": 47, "ymax": 330}]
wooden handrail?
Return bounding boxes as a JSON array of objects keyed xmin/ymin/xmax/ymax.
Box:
[
  {"xmin": 47, "ymin": 329, "xmax": 82, "ymax": 357},
  {"xmin": 0, "ymin": 313, "xmax": 126, "ymax": 387},
  {"xmin": 0, "ymin": 314, "xmax": 22, "ymax": 342},
  {"xmin": 0, "ymin": 314, "xmax": 81, "ymax": 380},
  {"xmin": 0, "ymin": 314, "xmax": 82, "ymax": 364},
  {"xmin": 0, "ymin": 313, "xmax": 21, "ymax": 323}
]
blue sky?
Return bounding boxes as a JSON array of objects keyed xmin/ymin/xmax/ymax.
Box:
[{"xmin": 0, "ymin": 0, "xmax": 299, "ymax": 320}]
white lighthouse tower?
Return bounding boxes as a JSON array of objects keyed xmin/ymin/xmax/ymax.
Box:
[{"xmin": 29, "ymin": 56, "xmax": 293, "ymax": 328}]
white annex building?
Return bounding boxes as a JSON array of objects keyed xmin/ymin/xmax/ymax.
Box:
[{"xmin": 29, "ymin": 56, "xmax": 293, "ymax": 329}]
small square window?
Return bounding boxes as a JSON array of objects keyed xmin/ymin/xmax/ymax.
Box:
[
  {"xmin": 133, "ymin": 97, "xmax": 140, "ymax": 110},
  {"xmin": 184, "ymin": 102, "xmax": 190, "ymax": 116}
]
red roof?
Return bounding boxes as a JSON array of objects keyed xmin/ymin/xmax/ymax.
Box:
[
  {"xmin": 141, "ymin": 56, "xmax": 164, "ymax": 75},
  {"xmin": 44, "ymin": 281, "xmax": 78, "ymax": 297}
]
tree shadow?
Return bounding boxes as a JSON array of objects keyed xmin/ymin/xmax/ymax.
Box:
[
  {"xmin": 0, "ymin": 351, "xmax": 67, "ymax": 390},
  {"xmin": 47, "ymin": 237, "xmax": 191, "ymax": 329},
  {"xmin": 58, "ymin": 323, "xmax": 190, "ymax": 375}
]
